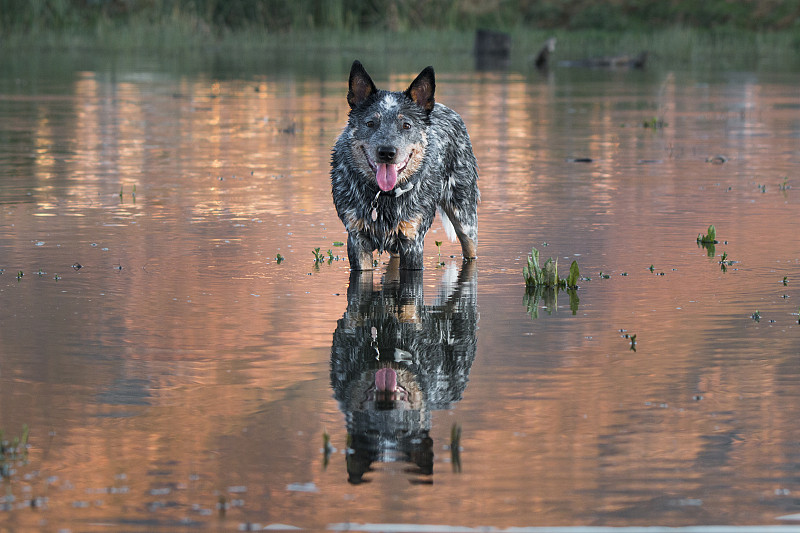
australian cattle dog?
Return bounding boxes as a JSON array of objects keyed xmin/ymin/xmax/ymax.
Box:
[{"xmin": 331, "ymin": 60, "xmax": 479, "ymax": 270}]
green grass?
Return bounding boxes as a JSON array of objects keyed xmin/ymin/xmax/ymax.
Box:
[{"xmin": 3, "ymin": 11, "xmax": 799, "ymax": 71}]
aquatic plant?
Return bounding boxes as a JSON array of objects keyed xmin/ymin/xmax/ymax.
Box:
[
  {"xmin": 1, "ymin": 424, "xmax": 29, "ymax": 479},
  {"xmin": 312, "ymin": 247, "xmax": 324, "ymax": 264},
  {"xmin": 719, "ymin": 251, "xmax": 736, "ymax": 271},
  {"xmin": 450, "ymin": 423, "xmax": 462, "ymax": 473},
  {"xmin": 697, "ymin": 225, "xmax": 718, "ymax": 244},
  {"xmin": 696, "ymin": 225, "xmax": 719, "ymax": 257},
  {"xmin": 276, "ymin": 253, "xmax": 284, "ymax": 264},
  {"xmin": 523, "ymin": 247, "xmax": 579, "ymax": 289},
  {"xmin": 322, "ymin": 430, "xmax": 333, "ymax": 469},
  {"xmin": 642, "ymin": 117, "xmax": 666, "ymax": 129},
  {"xmin": 751, "ymin": 310, "xmax": 761, "ymax": 322},
  {"xmin": 435, "ymin": 240, "xmax": 445, "ymax": 267},
  {"xmin": 523, "ymin": 247, "xmax": 580, "ymax": 319},
  {"xmin": 621, "ymin": 332, "xmax": 637, "ymax": 351},
  {"xmin": 326, "ymin": 249, "xmax": 340, "ymax": 264}
]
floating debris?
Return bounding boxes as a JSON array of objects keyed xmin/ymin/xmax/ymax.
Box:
[{"xmin": 286, "ymin": 482, "xmax": 318, "ymax": 493}]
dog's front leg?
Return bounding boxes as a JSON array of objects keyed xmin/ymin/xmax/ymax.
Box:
[
  {"xmin": 398, "ymin": 240, "xmax": 425, "ymax": 270},
  {"xmin": 347, "ymin": 233, "xmax": 375, "ymax": 271}
]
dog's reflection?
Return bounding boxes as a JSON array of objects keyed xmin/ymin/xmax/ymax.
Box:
[{"xmin": 330, "ymin": 260, "xmax": 478, "ymax": 484}]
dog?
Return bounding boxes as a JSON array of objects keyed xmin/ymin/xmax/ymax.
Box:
[
  {"xmin": 330, "ymin": 261, "xmax": 478, "ymax": 483},
  {"xmin": 331, "ymin": 60, "xmax": 479, "ymax": 270}
]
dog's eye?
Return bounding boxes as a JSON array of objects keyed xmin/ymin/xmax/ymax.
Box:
[
  {"xmin": 365, "ymin": 120, "xmax": 375, "ymax": 128},
  {"xmin": 402, "ymin": 122, "xmax": 411, "ymax": 130}
]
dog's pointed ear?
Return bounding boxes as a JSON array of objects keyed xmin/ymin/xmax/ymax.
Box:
[
  {"xmin": 347, "ymin": 60, "xmax": 378, "ymax": 109},
  {"xmin": 405, "ymin": 66, "xmax": 435, "ymax": 114}
]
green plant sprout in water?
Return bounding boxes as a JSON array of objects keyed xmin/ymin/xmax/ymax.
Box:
[
  {"xmin": 450, "ymin": 423, "xmax": 462, "ymax": 473},
  {"xmin": 322, "ymin": 430, "xmax": 333, "ymax": 469},
  {"xmin": 312, "ymin": 247, "xmax": 341, "ymax": 265},
  {"xmin": 523, "ymin": 247, "xmax": 580, "ymax": 318},
  {"xmin": 697, "ymin": 225, "xmax": 718, "ymax": 244},
  {"xmin": 697, "ymin": 225, "xmax": 718, "ymax": 257},
  {"xmin": 642, "ymin": 116, "xmax": 667, "ymax": 129},
  {"xmin": 1, "ymin": 424, "xmax": 30, "ymax": 479},
  {"xmin": 751, "ymin": 310, "xmax": 761, "ymax": 322},
  {"xmin": 523, "ymin": 247, "xmax": 579, "ymax": 290},
  {"xmin": 621, "ymin": 331, "xmax": 637, "ymax": 351},
  {"xmin": 276, "ymin": 253, "xmax": 284, "ymax": 264},
  {"xmin": 435, "ymin": 240, "xmax": 444, "ymax": 267},
  {"xmin": 719, "ymin": 251, "xmax": 736, "ymax": 271}
]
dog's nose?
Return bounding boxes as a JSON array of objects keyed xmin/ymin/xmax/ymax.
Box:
[{"xmin": 376, "ymin": 146, "xmax": 396, "ymax": 163}]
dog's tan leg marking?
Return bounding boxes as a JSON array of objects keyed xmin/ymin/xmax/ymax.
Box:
[
  {"xmin": 397, "ymin": 214, "xmax": 423, "ymax": 241},
  {"xmin": 460, "ymin": 238, "xmax": 477, "ymax": 259}
]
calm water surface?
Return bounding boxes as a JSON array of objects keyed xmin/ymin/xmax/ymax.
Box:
[{"xmin": 0, "ymin": 51, "xmax": 799, "ymax": 531}]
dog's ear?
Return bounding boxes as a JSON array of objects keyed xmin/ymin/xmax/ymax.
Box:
[
  {"xmin": 405, "ymin": 66, "xmax": 435, "ymax": 114},
  {"xmin": 347, "ymin": 60, "xmax": 378, "ymax": 109}
]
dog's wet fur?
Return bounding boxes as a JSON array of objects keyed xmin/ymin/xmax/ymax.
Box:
[{"xmin": 331, "ymin": 60, "xmax": 479, "ymax": 270}]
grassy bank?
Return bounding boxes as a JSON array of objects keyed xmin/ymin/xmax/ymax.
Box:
[
  {"xmin": 5, "ymin": 22, "xmax": 798, "ymax": 71},
  {"xmin": 3, "ymin": 0, "xmax": 800, "ymax": 34},
  {"xmin": 1, "ymin": 1, "xmax": 799, "ymax": 71}
]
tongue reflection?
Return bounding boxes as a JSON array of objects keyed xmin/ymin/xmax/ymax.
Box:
[
  {"xmin": 376, "ymin": 163, "xmax": 398, "ymax": 191},
  {"xmin": 375, "ymin": 367, "xmax": 397, "ymax": 392}
]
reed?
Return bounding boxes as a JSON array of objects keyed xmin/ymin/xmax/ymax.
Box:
[{"xmin": 1, "ymin": 1, "xmax": 798, "ymax": 69}]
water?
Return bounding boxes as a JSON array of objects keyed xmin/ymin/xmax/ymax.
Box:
[{"xmin": 0, "ymin": 50, "xmax": 799, "ymax": 531}]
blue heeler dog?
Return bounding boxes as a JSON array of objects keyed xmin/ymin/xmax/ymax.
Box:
[{"xmin": 331, "ymin": 60, "xmax": 479, "ymax": 270}]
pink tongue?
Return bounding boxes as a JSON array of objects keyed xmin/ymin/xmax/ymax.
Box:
[
  {"xmin": 375, "ymin": 368, "xmax": 397, "ymax": 392},
  {"xmin": 376, "ymin": 163, "xmax": 398, "ymax": 191}
]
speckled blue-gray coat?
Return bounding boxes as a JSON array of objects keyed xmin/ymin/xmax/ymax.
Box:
[{"xmin": 331, "ymin": 61, "xmax": 479, "ymax": 270}]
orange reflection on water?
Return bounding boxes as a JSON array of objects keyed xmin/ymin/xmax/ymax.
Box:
[{"xmin": 0, "ymin": 59, "xmax": 799, "ymax": 530}]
